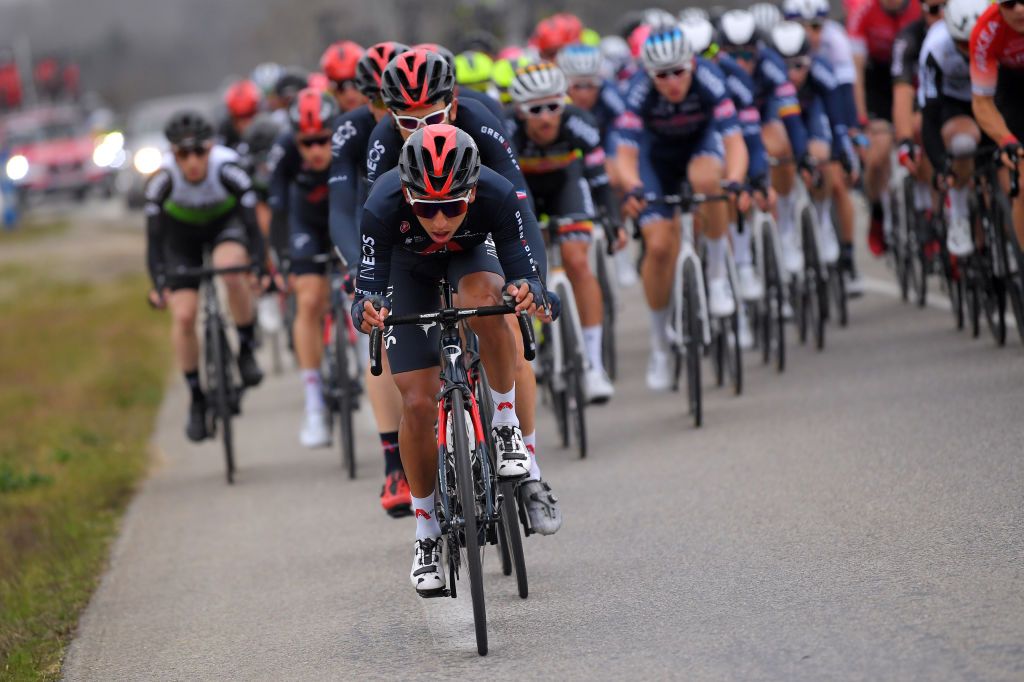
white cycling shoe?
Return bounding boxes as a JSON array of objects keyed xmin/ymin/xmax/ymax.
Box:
[
  {"xmin": 781, "ymin": 230, "xmax": 804, "ymax": 276},
  {"xmin": 584, "ymin": 366, "xmax": 614, "ymax": 403},
  {"xmin": 708, "ymin": 276, "xmax": 736, "ymax": 318},
  {"xmin": 614, "ymin": 248, "xmax": 639, "ymax": 287},
  {"xmin": 492, "ymin": 424, "xmax": 531, "ymax": 478},
  {"xmin": 738, "ymin": 312, "xmax": 754, "ymax": 350},
  {"xmin": 299, "ymin": 410, "xmax": 330, "ymax": 448},
  {"xmin": 646, "ymin": 348, "xmax": 672, "ymax": 392},
  {"xmin": 946, "ymin": 214, "xmax": 974, "ymax": 257},
  {"xmin": 257, "ymin": 295, "xmax": 283, "ymax": 333},
  {"xmin": 410, "ymin": 537, "xmax": 445, "ymax": 596},
  {"xmin": 737, "ymin": 264, "xmax": 763, "ymax": 301},
  {"xmin": 520, "ymin": 479, "xmax": 563, "ymax": 535},
  {"xmin": 818, "ymin": 215, "xmax": 840, "ymax": 265}
]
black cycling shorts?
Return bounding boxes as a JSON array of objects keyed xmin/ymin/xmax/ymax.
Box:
[
  {"xmin": 288, "ymin": 212, "xmax": 332, "ymax": 276},
  {"xmin": 384, "ymin": 241, "xmax": 504, "ymax": 374},
  {"xmin": 163, "ymin": 214, "xmax": 249, "ymax": 290},
  {"xmin": 996, "ymin": 69, "xmax": 1024, "ymax": 142},
  {"xmin": 866, "ymin": 61, "xmax": 894, "ymax": 123},
  {"xmin": 528, "ymin": 161, "xmax": 595, "ymax": 243}
]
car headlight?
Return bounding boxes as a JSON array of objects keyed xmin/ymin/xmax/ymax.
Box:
[
  {"xmin": 6, "ymin": 154, "xmax": 29, "ymax": 181},
  {"xmin": 93, "ymin": 131, "xmax": 126, "ymax": 168},
  {"xmin": 133, "ymin": 147, "xmax": 162, "ymax": 175}
]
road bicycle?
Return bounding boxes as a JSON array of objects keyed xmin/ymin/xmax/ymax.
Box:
[
  {"xmin": 746, "ymin": 207, "xmax": 787, "ymax": 373},
  {"xmin": 369, "ymin": 282, "xmax": 536, "ymax": 656},
  {"xmin": 590, "ymin": 216, "xmax": 619, "ymax": 381}
]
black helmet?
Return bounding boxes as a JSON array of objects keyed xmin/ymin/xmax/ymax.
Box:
[
  {"xmin": 398, "ymin": 124, "xmax": 481, "ymax": 197},
  {"xmin": 273, "ymin": 67, "xmax": 309, "ymax": 102},
  {"xmin": 380, "ymin": 48, "xmax": 455, "ymax": 111},
  {"xmin": 356, "ymin": 41, "xmax": 410, "ymax": 99},
  {"xmin": 243, "ymin": 113, "xmax": 281, "ymax": 156},
  {"xmin": 164, "ymin": 109, "xmax": 214, "ymax": 146}
]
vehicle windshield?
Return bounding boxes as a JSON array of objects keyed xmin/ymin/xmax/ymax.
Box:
[{"xmin": 4, "ymin": 119, "xmax": 81, "ymax": 146}]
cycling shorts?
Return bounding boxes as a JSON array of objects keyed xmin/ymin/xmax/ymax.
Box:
[
  {"xmin": 865, "ymin": 61, "xmax": 894, "ymax": 123},
  {"xmin": 637, "ymin": 126, "xmax": 724, "ymax": 226},
  {"xmin": 289, "ymin": 212, "xmax": 332, "ymax": 276},
  {"xmin": 163, "ymin": 214, "xmax": 249, "ymax": 291},
  {"xmin": 529, "ymin": 161, "xmax": 595, "ymax": 244},
  {"xmin": 384, "ymin": 242, "xmax": 505, "ymax": 374},
  {"xmin": 996, "ymin": 69, "xmax": 1024, "ymax": 142}
]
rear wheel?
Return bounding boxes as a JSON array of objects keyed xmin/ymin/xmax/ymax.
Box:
[
  {"xmin": 500, "ymin": 481, "xmax": 528, "ymax": 598},
  {"xmin": 801, "ymin": 207, "xmax": 827, "ymax": 351},
  {"xmin": 334, "ymin": 312, "xmax": 357, "ymax": 479},
  {"xmin": 762, "ymin": 226, "xmax": 785, "ymax": 373},
  {"xmin": 596, "ymin": 249, "xmax": 617, "ymax": 381},
  {"xmin": 683, "ymin": 260, "xmax": 703, "ymax": 428},
  {"xmin": 208, "ymin": 317, "xmax": 235, "ymax": 485},
  {"xmin": 557, "ymin": 293, "xmax": 588, "ymax": 459}
]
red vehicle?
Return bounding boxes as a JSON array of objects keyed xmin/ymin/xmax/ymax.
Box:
[{"xmin": 2, "ymin": 105, "xmax": 119, "ymax": 202}]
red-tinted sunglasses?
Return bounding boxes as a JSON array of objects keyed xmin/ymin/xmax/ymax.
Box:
[{"xmin": 405, "ymin": 188, "xmax": 472, "ymax": 218}]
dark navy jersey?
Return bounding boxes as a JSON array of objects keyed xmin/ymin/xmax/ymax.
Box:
[
  {"xmin": 267, "ymin": 124, "xmax": 335, "ymax": 259},
  {"xmin": 798, "ymin": 57, "xmax": 855, "ymax": 164},
  {"xmin": 505, "ymin": 104, "xmax": 615, "ymax": 219},
  {"xmin": 355, "ymin": 166, "xmax": 541, "ymax": 299},
  {"xmin": 459, "ymin": 87, "xmax": 506, "ymax": 122},
  {"xmin": 364, "ymin": 96, "xmax": 547, "ymax": 276},
  {"xmin": 588, "ymin": 81, "xmax": 627, "ymax": 147},
  {"xmin": 717, "ymin": 55, "xmax": 769, "ymax": 183},
  {"xmin": 615, "ymin": 58, "xmax": 741, "ymax": 145},
  {"xmin": 749, "ymin": 47, "xmax": 809, "ymax": 159},
  {"xmin": 327, "ymin": 105, "xmax": 378, "ymax": 268}
]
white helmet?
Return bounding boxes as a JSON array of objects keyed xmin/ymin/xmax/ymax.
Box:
[
  {"xmin": 679, "ymin": 7, "xmax": 711, "ymax": 24},
  {"xmin": 772, "ymin": 21, "xmax": 810, "ymax": 58},
  {"xmin": 945, "ymin": 0, "xmax": 990, "ymax": 41},
  {"xmin": 719, "ymin": 10, "xmax": 759, "ymax": 48},
  {"xmin": 557, "ymin": 44, "xmax": 603, "ymax": 77},
  {"xmin": 750, "ymin": 3, "xmax": 785, "ymax": 35},
  {"xmin": 683, "ymin": 17, "xmax": 716, "ymax": 55},
  {"xmin": 782, "ymin": 0, "xmax": 822, "ymax": 21},
  {"xmin": 644, "ymin": 7, "xmax": 680, "ymax": 30},
  {"xmin": 509, "ymin": 62, "xmax": 568, "ymax": 104},
  {"xmin": 641, "ymin": 25, "xmax": 695, "ymax": 72}
]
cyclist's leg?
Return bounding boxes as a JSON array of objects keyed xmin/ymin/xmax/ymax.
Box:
[
  {"xmin": 804, "ymin": 101, "xmax": 837, "ymax": 263},
  {"xmin": 637, "ymin": 144, "xmax": 680, "ymax": 364},
  {"xmin": 163, "ymin": 223, "xmax": 207, "ymax": 440},
  {"xmin": 212, "ymin": 220, "xmax": 262, "ymax": 386},
  {"xmin": 941, "ymin": 111, "xmax": 980, "ymax": 257},
  {"xmin": 689, "ymin": 130, "xmax": 733, "ymax": 316},
  {"xmin": 763, "ymin": 120, "xmax": 801, "ymax": 274}
]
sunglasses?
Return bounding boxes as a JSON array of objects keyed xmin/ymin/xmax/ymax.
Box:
[
  {"xmin": 174, "ymin": 145, "xmax": 210, "ymax": 159},
  {"xmin": 922, "ymin": 1, "xmax": 945, "ymax": 15},
  {"xmin": 786, "ymin": 56, "xmax": 812, "ymax": 70},
  {"xmin": 652, "ymin": 66, "xmax": 690, "ymax": 80},
  {"xmin": 1000, "ymin": 0, "xmax": 1023, "ymax": 7},
  {"xmin": 568, "ymin": 80, "xmax": 601, "ymax": 90},
  {"xmin": 393, "ymin": 103, "xmax": 452, "ymax": 131},
  {"xmin": 297, "ymin": 133, "xmax": 332, "ymax": 148},
  {"xmin": 520, "ymin": 101, "xmax": 564, "ymax": 116},
  {"xmin": 806, "ymin": 20, "xmax": 825, "ymax": 30},
  {"xmin": 332, "ymin": 79, "xmax": 358, "ymax": 92},
  {"xmin": 404, "ymin": 189, "xmax": 472, "ymax": 219},
  {"xmin": 726, "ymin": 48, "xmax": 757, "ymax": 61}
]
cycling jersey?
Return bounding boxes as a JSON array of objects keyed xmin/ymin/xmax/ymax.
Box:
[
  {"xmin": 144, "ymin": 145, "xmax": 262, "ymax": 289},
  {"xmin": 354, "ymin": 166, "xmax": 542, "ymax": 373},
  {"xmin": 327, "ymin": 105, "xmax": 378, "ymax": 269},
  {"xmin": 796, "ymin": 57, "xmax": 857, "ymax": 165},
  {"xmin": 921, "ymin": 21, "xmax": 975, "ymax": 169},
  {"xmin": 216, "ymin": 116, "xmax": 245, "ymax": 151},
  {"xmin": 848, "ymin": 0, "xmax": 923, "ymax": 65},
  {"xmin": 584, "ymin": 81, "xmax": 628, "ymax": 154},
  {"xmin": 969, "ymin": 4, "xmax": 1024, "ymax": 140},
  {"xmin": 717, "ymin": 55, "xmax": 770, "ymax": 185},
  {"xmin": 267, "ymin": 128, "xmax": 336, "ymax": 275},
  {"xmin": 505, "ymin": 104, "xmax": 617, "ymax": 229},
  {"xmin": 815, "ymin": 20, "xmax": 860, "ymax": 129},
  {"xmin": 746, "ymin": 48, "xmax": 810, "ymax": 160},
  {"xmin": 891, "ymin": 19, "xmax": 928, "ymax": 87},
  {"xmin": 459, "ymin": 87, "xmax": 506, "ymax": 122},
  {"xmin": 364, "ymin": 96, "xmax": 547, "ymax": 276}
]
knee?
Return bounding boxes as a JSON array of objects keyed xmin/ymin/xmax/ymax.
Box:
[
  {"xmin": 220, "ymin": 272, "xmax": 247, "ymax": 293},
  {"xmin": 402, "ymin": 390, "xmax": 437, "ymax": 428},
  {"xmin": 561, "ymin": 244, "xmax": 591, "ymax": 280},
  {"xmin": 171, "ymin": 304, "xmax": 197, "ymax": 331},
  {"xmin": 762, "ymin": 124, "xmax": 791, "ymax": 158},
  {"xmin": 295, "ymin": 285, "xmax": 325, "ymax": 317},
  {"xmin": 458, "ymin": 277, "xmax": 503, "ymax": 308},
  {"xmin": 643, "ymin": 227, "xmax": 675, "ymax": 262}
]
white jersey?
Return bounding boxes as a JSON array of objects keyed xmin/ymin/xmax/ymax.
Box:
[
  {"xmin": 815, "ymin": 20, "xmax": 857, "ymax": 86},
  {"xmin": 146, "ymin": 144, "xmax": 254, "ymax": 225},
  {"xmin": 159, "ymin": 145, "xmax": 240, "ymax": 209},
  {"xmin": 918, "ymin": 21, "xmax": 971, "ymax": 106}
]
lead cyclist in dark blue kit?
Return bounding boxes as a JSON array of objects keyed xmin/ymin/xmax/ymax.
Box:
[{"xmin": 352, "ymin": 125, "xmax": 549, "ymax": 595}]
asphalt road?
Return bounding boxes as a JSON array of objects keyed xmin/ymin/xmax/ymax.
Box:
[{"xmin": 63, "ymin": 253, "xmax": 1024, "ymax": 680}]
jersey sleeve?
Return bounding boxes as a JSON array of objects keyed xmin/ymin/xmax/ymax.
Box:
[
  {"xmin": 266, "ymin": 134, "xmax": 293, "ymax": 260},
  {"xmin": 920, "ymin": 49, "xmax": 948, "ymax": 170},
  {"xmin": 364, "ymin": 119, "xmax": 401, "ymax": 188},
  {"xmin": 492, "ymin": 189, "xmax": 542, "ymax": 287},
  {"xmin": 567, "ymin": 110, "xmax": 617, "ymax": 222},
  {"xmin": 328, "ymin": 115, "xmax": 367, "ymax": 269},
  {"xmin": 762, "ymin": 56, "xmax": 809, "ymax": 158},
  {"xmin": 613, "ymin": 74, "xmax": 650, "ymax": 147},
  {"xmin": 728, "ymin": 73, "xmax": 768, "ymax": 183},
  {"xmin": 696, "ymin": 61, "xmax": 741, "ymax": 138},
  {"xmin": 969, "ymin": 5, "xmax": 1003, "ymax": 97},
  {"xmin": 890, "ymin": 26, "xmax": 918, "ymax": 85},
  {"xmin": 812, "ymin": 59, "xmax": 855, "ymax": 163},
  {"xmin": 219, "ymin": 161, "xmax": 265, "ymax": 267},
  {"xmin": 353, "ymin": 205, "xmax": 393, "ymax": 300},
  {"xmin": 143, "ymin": 169, "xmax": 172, "ymax": 288},
  {"xmin": 846, "ymin": 0, "xmax": 871, "ymax": 57}
]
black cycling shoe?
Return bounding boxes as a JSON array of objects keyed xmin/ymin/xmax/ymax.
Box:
[
  {"xmin": 186, "ymin": 399, "xmax": 208, "ymax": 442},
  {"xmin": 237, "ymin": 350, "xmax": 263, "ymax": 388}
]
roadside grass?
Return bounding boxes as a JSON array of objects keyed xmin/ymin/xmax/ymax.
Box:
[
  {"xmin": 0, "ymin": 263, "xmax": 168, "ymax": 680},
  {"xmin": 0, "ymin": 219, "xmax": 70, "ymax": 245}
]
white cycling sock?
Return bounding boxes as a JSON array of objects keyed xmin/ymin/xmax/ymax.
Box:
[
  {"xmin": 731, "ymin": 222, "xmax": 752, "ymax": 266},
  {"xmin": 490, "ymin": 385, "xmax": 518, "ymax": 427},
  {"xmin": 411, "ymin": 491, "xmax": 441, "ymax": 540},
  {"xmin": 777, "ymin": 189, "xmax": 796, "ymax": 237},
  {"xmin": 815, "ymin": 198, "xmax": 834, "ymax": 234},
  {"xmin": 705, "ymin": 235, "xmax": 728, "ymax": 281},
  {"xmin": 649, "ymin": 306, "xmax": 671, "ymax": 352},
  {"xmin": 582, "ymin": 324, "xmax": 604, "ymax": 373},
  {"xmin": 914, "ymin": 180, "xmax": 932, "ymax": 212},
  {"xmin": 302, "ymin": 369, "xmax": 324, "ymax": 413},
  {"xmin": 948, "ymin": 186, "xmax": 969, "ymax": 221},
  {"xmin": 524, "ymin": 431, "xmax": 541, "ymax": 481}
]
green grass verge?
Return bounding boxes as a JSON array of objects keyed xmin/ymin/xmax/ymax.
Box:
[
  {"xmin": 0, "ymin": 219, "xmax": 70, "ymax": 245},
  {"xmin": 0, "ymin": 264, "xmax": 168, "ymax": 680}
]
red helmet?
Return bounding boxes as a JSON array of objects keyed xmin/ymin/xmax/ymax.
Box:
[
  {"xmin": 288, "ymin": 87, "xmax": 339, "ymax": 134},
  {"xmin": 628, "ymin": 24, "xmax": 652, "ymax": 58},
  {"xmin": 398, "ymin": 124, "xmax": 481, "ymax": 198},
  {"xmin": 307, "ymin": 72, "xmax": 330, "ymax": 92},
  {"xmin": 355, "ymin": 41, "xmax": 410, "ymax": 98},
  {"xmin": 224, "ymin": 79, "xmax": 261, "ymax": 118},
  {"xmin": 380, "ymin": 48, "xmax": 455, "ymax": 111},
  {"xmin": 320, "ymin": 40, "xmax": 364, "ymax": 83},
  {"xmin": 533, "ymin": 13, "xmax": 583, "ymax": 55}
]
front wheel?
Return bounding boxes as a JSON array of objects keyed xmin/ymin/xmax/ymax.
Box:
[
  {"xmin": 208, "ymin": 318, "xmax": 235, "ymax": 484},
  {"xmin": 334, "ymin": 312, "xmax": 357, "ymax": 479},
  {"xmin": 683, "ymin": 260, "xmax": 703, "ymax": 428}
]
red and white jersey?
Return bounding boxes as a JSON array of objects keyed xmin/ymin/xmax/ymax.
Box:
[
  {"xmin": 847, "ymin": 0, "xmax": 922, "ymax": 65},
  {"xmin": 969, "ymin": 3, "xmax": 1024, "ymax": 97}
]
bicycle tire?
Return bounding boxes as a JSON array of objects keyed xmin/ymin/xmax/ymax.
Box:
[
  {"xmin": 801, "ymin": 206, "xmax": 827, "ymax": 351},
  {"xmin": 830, "ymin": 264, "xmax": 848, "ymax": 328},
  {"xmin": 683, "ymin": 259, "xmax": 702, "ymax": 428},
  {"xmin": 500, "ymin": 480, "xmax": 528, "ymax": 599},
  {"xmin": 334, "ymin": 312, "xmax": 357, "ymax": 479},
  {"xmin": 967, "ymin": 269, "xmax": 981, "ymax": 338},
  {"xmin": 898, "ymin": 176, "xmax": 915, "ymax": 301},
  {"xmin": 450, "ymin": 390, "xmax": 488, "ymax": 656},
  {"xmin": 596, "ymin": 249, "xmax": 618, "ymax": 381},
  {"xmin": 730, "ymin": 308, "xmax": 742, "ymax": 396},
  {"xmin": 761, "ymin": 224, "xmax": 785, "ymax": 372},
  {"xmin": 713, "ymin": 316, "xmax": 725, "ymax": 388},
  {"xmin": 556, "ymin": 290, "xmax": 588, "ymax": 459},
  {"xmin": 210, "ymin": 317, "xmax": 235, "ymax": 484}
]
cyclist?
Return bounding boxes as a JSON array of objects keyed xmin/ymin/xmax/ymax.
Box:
[
  {"xmin": 366, "ymin": 48, "xmax": 560, "ymax": 532},
  {"xmin": 556, "ymin": 44, "xmax": 627, "ymax": 156},
  {"xmin": 507, "ymin": 62, "xmax": 622, "ymax": 401},
  {"xmin": 266, "ymin": 89, "xmax": 340, "ymax": 447},
  {"xmin": 269, "ymin": 68, "xmax": 309, "ymax": 127},
  {"xmin": 784, "ymin": 0, "xmax": 867, "ymax": 293},
  {"xmin": 320, "ymin": 40, "xmax": 366, "ymax": 112},
  {"xmin": 418, "ymin": 44, "xmax": 506, "ymax": 120},
  {"xmin": 144, "ymin": 110, "xmax": 265, "ymax": 442},
  {"xmin": 219, "ymin": 79, "xmax": 262, "ymax": 150},
  {"xmin": 751, "ymin": 2, "xmax": 785, "ymax": 37},
  {"xmin": 969, "ymin": 0, "xmax": 1024, "ymax": 251},
  {"xmin": 717, "ymin": 9, "xmax": 810, "ymax": 277},
  {"xmin": 353, "ymin": 125, "xmax": 549, "ymax": 595},
  {"xmin": 773, "ymin": 22, "xmax": 861, "ymax": 269},
  {"xmin": 847, "ymin": 0, "xmax": 922, "ymax": 255},
  {"xmin": 328, "ymin": 40, "xmax": 415, "ymax": 517},
  {"xmin": 921, "ymin": 0, "xmax": 990, "ymax": 256},
  {"xmin": 533, "ymin": 13, "xmax": 584, "ymax": 60},
  {"xmin": 615, "ymin": 26, "xmax": 749, "ymax": 391}
]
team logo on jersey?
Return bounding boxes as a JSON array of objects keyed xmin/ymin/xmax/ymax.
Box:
[
  {"xmin": 516, "ymin": 190, "xmax": 528, "ymax": 200},
  {"xmin": 400, "ymin": 220, "xmax": 410, "ymax": 233}
]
